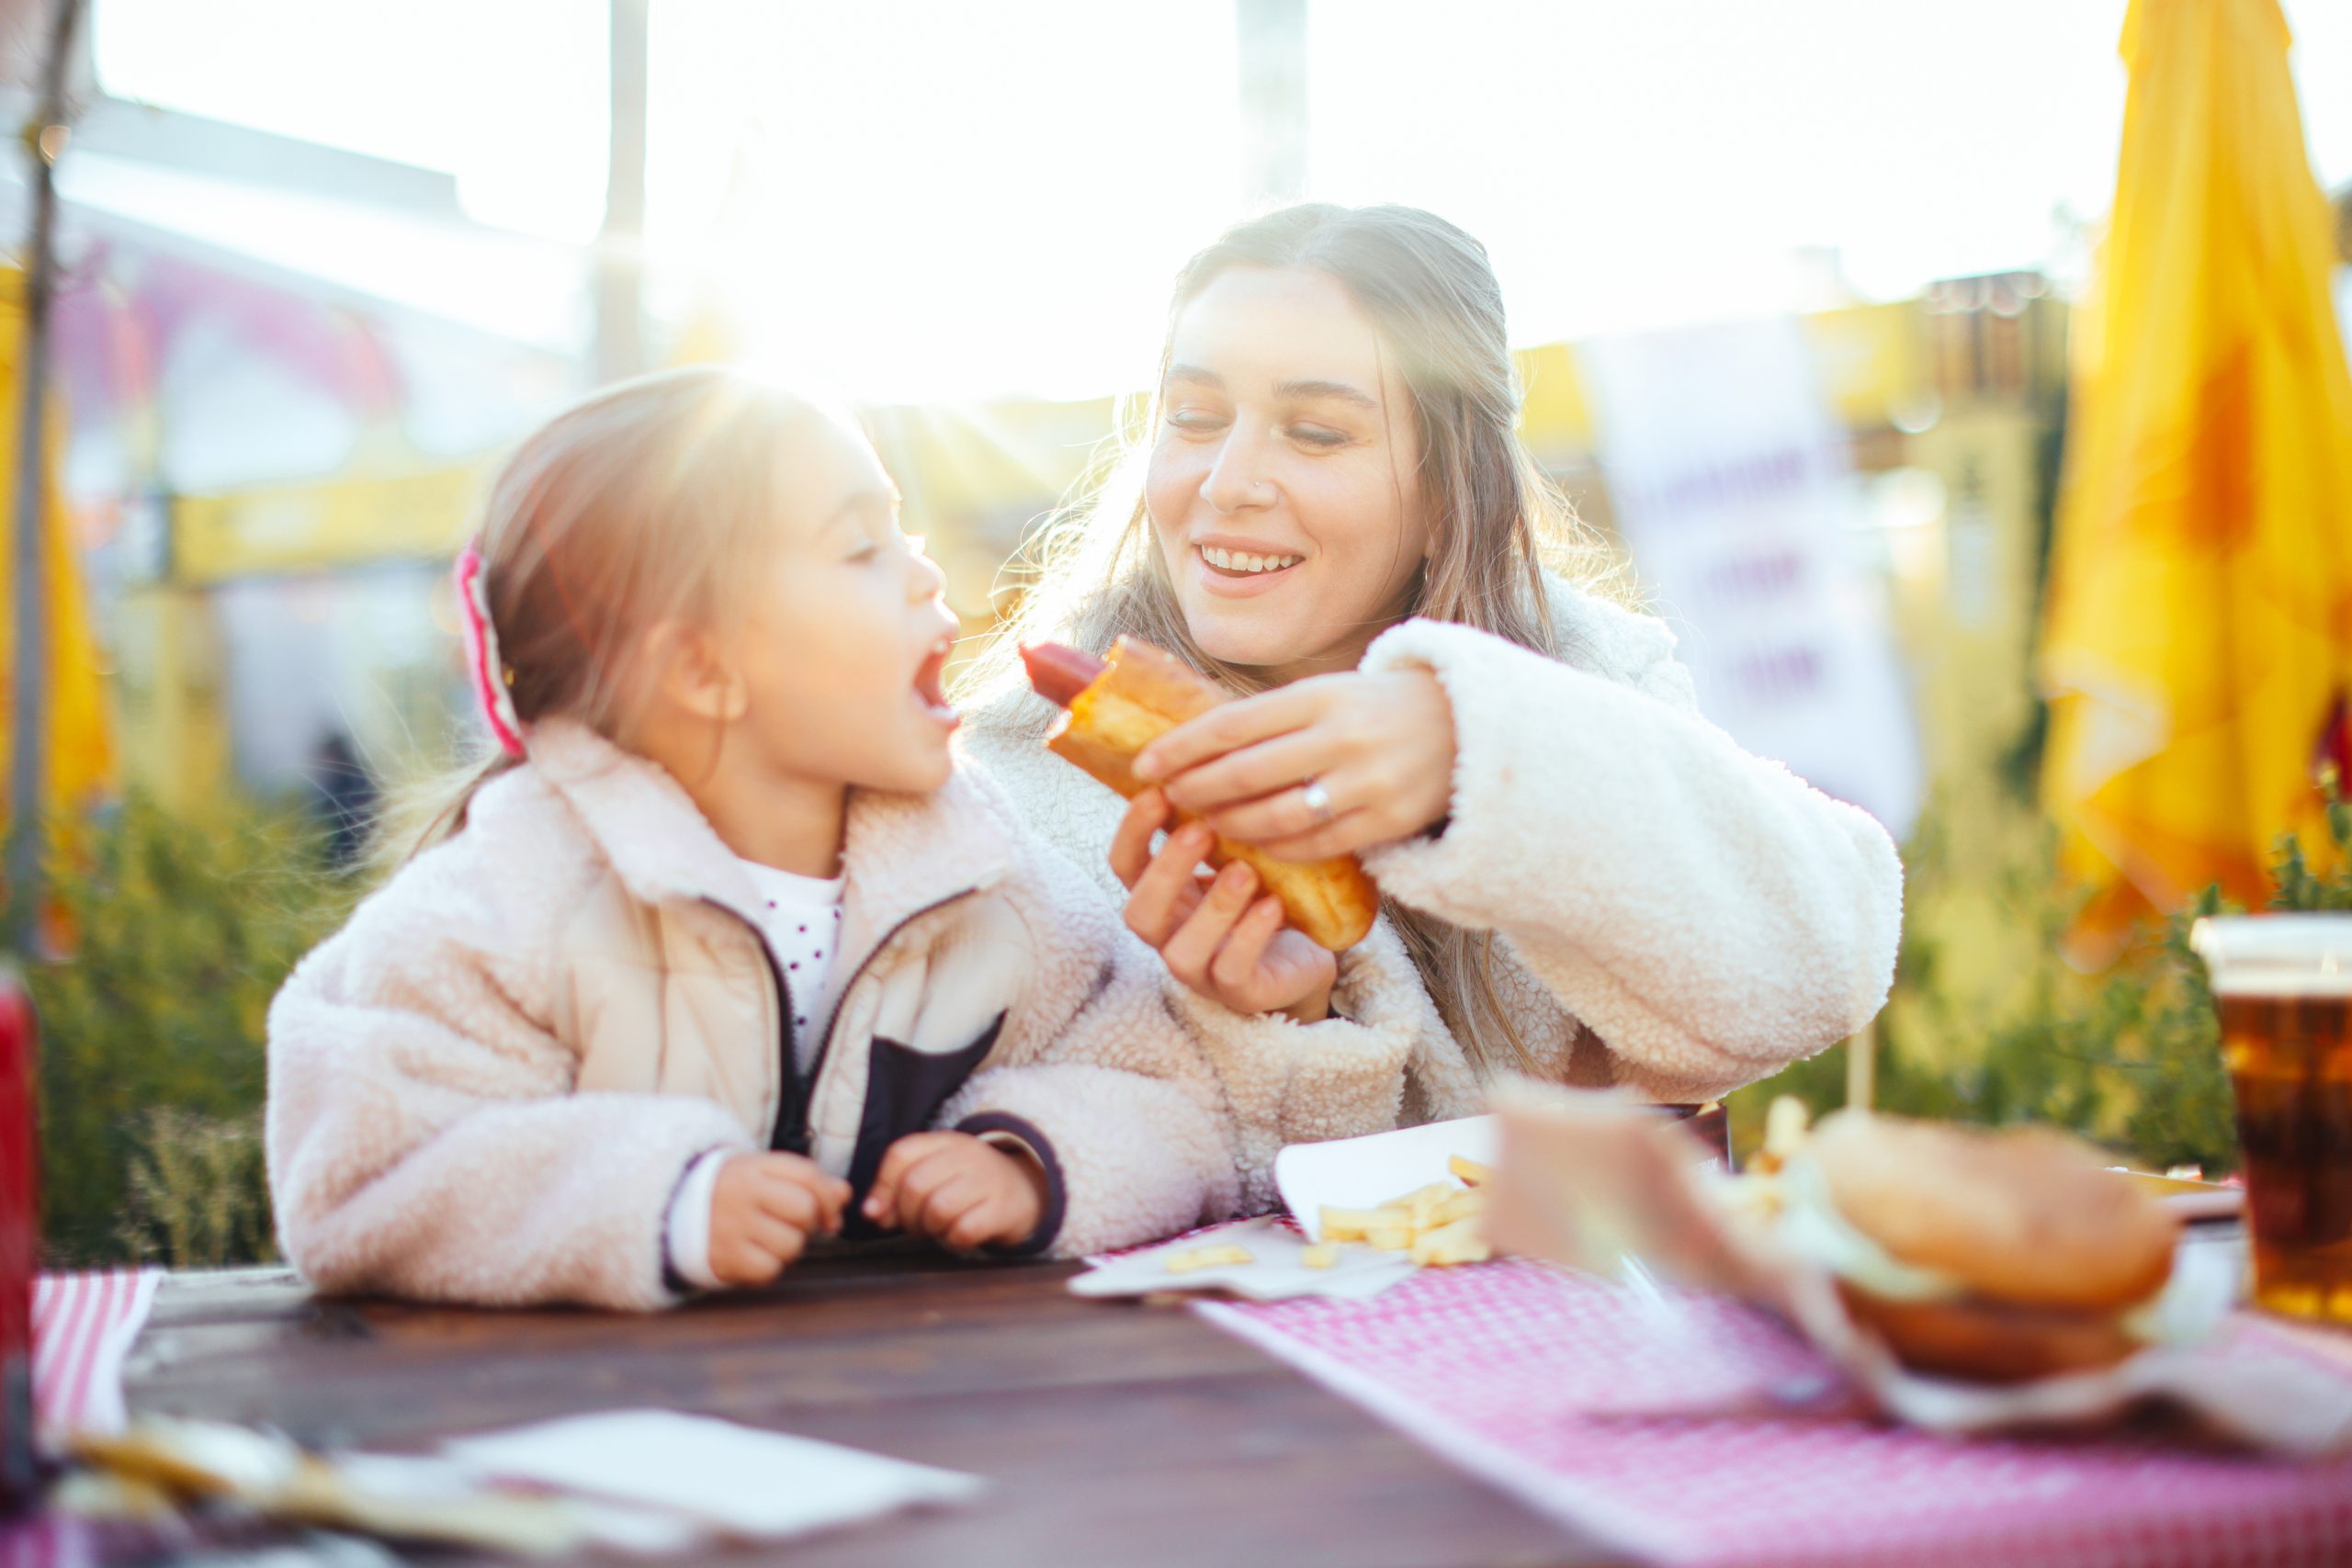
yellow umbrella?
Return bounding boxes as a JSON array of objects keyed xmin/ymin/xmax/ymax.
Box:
[
  {"xmin": 2041, "ymin": 0, "xmax": 2352, "ymax": 957},
  {"xmin": 0, "ymin": 265, "xmax": 118, "ymax": 855}
]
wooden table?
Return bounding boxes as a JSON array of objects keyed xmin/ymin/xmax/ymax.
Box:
[{"xmin": 122, "ymin": 1249, "xmax": 1607, "ymax": 1567}]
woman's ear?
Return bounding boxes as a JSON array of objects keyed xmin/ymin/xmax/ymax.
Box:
[{"xmin": 644, "ymin": 620, "xmax": 750, "ymax": 726}]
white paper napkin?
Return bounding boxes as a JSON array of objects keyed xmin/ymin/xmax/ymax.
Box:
[
  {"xmin": 441, "ymin": 1410, "xmax": 985, "ymax": 1540},
  {"xmin": 1069, "ymin": 1216, "xmax": 1418, "ymax": 1302}
]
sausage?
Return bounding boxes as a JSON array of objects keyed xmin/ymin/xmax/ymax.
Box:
[{"xmin": 1020, "ymin": 642, "xmax": 1107, "ymax": 708}]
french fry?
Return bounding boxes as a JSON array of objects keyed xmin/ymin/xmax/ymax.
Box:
[
  {"xmin": 1319, "ymin": 1206, "xmax": 1389, "ymax": 1243},
  {"xmin": 1312, "ymin": 1159, "xmax": 1498, "ymax": 1269},
  {"xmin": 1396, "ymin": 1182, "xmax": 1460, "ymax": 1230},
  {"xmin": 1426, "ymin": 1189, "xmax": 1483, "ymax": 1230},
  {"xmin": 1165, "ymin": 1245, "xmax": 1254, "ymax": 1274},
  {"xmin": 1410, "ymin": 1214, "xmax": 1493, "ymax": 1268},
  {"xmin": 1301, "ymin": 1242, "xmax": 1342, "ymax": 1269},
  {"xmin": 1448, "ymin": 1155, "xmax": 1498, "ymax": 1187},
  {"xmin": 1752, "ymin": 1095, "xmax": 1813, "ymax": 1177}
]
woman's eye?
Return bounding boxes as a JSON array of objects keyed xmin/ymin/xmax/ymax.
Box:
[
  {"xmin": 1287, "ymin": 424, "xmax": 1347, "ymax": 448},
  {"xmin": 848, "ymin": 542, "xmax": 881, "ymax": 563},
  {"xmin": 1168, "ymin": 408, "xmax": 1227, "ymax": 434}
]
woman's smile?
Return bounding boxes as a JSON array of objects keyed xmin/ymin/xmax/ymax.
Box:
[{"xmin": 1191, "ymin": 537, "xmax": 1307, "ymax": 597}]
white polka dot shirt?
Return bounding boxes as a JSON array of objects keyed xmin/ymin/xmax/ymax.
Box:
[{"xmin": 736, "ymin": 858, "xmax": 845, "ymax": 1073}]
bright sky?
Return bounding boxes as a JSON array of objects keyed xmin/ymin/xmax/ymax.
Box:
[{"xmin": 93, "ymin": 0, "xmax": 2352, "ymax": 401}]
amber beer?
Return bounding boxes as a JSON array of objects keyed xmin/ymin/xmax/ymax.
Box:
[{"xmin": 2194, "ymin": 917, "xmax": 2352, "ymax": 1324}]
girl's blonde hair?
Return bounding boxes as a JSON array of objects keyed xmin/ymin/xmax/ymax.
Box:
[
  {"xmin": 962, "ymin": 203, "xmax": 1620, "ymax": 1075},
  {"xmin": 392, "ymin": 367, "xmax": 822, "ymax": 862}
]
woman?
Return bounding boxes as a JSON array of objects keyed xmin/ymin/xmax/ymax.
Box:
[{"xmin": 957, "ymin": 204, "xmax": 1902, "ymax": 1204}]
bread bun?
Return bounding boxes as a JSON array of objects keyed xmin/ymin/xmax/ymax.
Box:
[
  {"xmin": 1807, "ymin": 1111, "xmax": 2179, "ymax": 1313},
  {"xmin": 1837, "ymin": 1285, "xmax": 2147, "ymax": 1383},
  {"xmin": 1045, "ymin": 637, "xmax": 1380, "ymax": 952}
]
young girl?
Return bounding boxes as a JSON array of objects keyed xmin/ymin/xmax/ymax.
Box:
[{"xmin": 266, "ymin": 368, "xmax": 1239, "ymax": 1311}]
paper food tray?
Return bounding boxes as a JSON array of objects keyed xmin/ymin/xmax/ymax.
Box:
[{"xmin": 1071, "ymin": 1116, "xmax": 1500, "ymax": 1302}]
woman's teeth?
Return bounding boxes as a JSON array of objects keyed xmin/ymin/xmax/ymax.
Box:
[{"xmin": 1200, "ymin": 546, "xmax": 1302, "ymax": 574}]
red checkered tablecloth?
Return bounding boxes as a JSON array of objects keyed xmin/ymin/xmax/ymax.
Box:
[{"xmin": 31, "ymin": 1269, "xmax": 163, "ymax": 1441}]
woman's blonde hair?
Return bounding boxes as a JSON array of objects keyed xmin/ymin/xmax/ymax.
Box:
[
  {"xmin": 390, "ymin": 366, "xmax": 823, "ymax": 862},
  {"xmin": 963, "ymin": 203, "xmax": 1618, "ymax": 1076}
]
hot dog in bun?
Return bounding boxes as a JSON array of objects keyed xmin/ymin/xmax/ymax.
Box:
[{"xmin": 1022, "ymin": 637, "xmax": 1379, "ymax": 952}]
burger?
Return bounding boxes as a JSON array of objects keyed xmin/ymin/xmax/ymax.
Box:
[{"xmin": 1773, "ymin": 1111, "xmax": 2184, "ymax": 1383}]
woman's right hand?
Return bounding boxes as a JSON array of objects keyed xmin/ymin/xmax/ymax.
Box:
[
  {"xmin": 707, "ymin": 1152, "xmax": 851, "ymax": 1287},
  {"xmin": 1111, "ymin": 789, "xmax": 1338, "ymax": 1023}
]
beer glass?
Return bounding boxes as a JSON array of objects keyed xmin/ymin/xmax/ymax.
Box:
[{"xmin": 2190, "ymin": 914, "xmax": 2352, "ymax": 1324}]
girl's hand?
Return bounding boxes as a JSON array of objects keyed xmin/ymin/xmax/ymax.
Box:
[
  {"xmin": 1133, "ymin": 669, "xmax": 1458, "ymax": 862},
  {"xmin": 1110, "ymin": 790, "xmax": 1337, "ymax": 1022},
  {"xmin": 862, "ymin": 1132, "xmax": 1047, "ymax": 1253},
  {"xmin": 708, "ymin": 1153, "xmax": 852, "ymax": 1287}
]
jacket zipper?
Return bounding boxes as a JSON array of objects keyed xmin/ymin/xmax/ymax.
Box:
[
  {"xmin": 704, "ymin": 886, "xmax": 978, "ymax": 1159},
  {"xmin": 698, "ymin": 901, "xmax": 804, "ymax": 1153},
  {"xmin": 793, "ymin": 887, "xmax": 978, "ymax": 1156}
]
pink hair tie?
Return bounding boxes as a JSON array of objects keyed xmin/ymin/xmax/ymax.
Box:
[{"xmin": 455, "ymin": 545, "xmax": 526, "ymax": 759}]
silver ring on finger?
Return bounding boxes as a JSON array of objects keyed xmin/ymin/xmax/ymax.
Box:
[{"xmin": 1300, "ymin": 776, "xmax": 1336, "ymax": 826}]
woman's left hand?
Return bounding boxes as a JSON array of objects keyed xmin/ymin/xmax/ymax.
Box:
[{"xmin": 1133, "ymin": 669, "xmax": 1458, "ymax": 862}]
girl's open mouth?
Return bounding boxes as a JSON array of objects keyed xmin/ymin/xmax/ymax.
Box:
[{"xmin": 913, "ymin": 639, "xmax": 958, "ymax": 726}]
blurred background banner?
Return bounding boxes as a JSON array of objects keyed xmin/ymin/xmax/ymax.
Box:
[
  {"xmin": 0, "ymin": 264, "xmax": 117, "ymax": 852},
  {"xmin": 1577, "ymin": 316, "xmax": 1923, "ymax": 837},
  {"xmin": 2041, "ymin": 0, "xmax": 2352, "ymax": 957}
]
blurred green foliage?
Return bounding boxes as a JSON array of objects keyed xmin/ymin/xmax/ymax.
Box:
[
  {"xmin": 1730, "ymin": 773, "xmax": 2352, "ymax": 1173},
  {"xmin": 10, "ymin": 794, "xmax": 352, "ymax": 1267}
]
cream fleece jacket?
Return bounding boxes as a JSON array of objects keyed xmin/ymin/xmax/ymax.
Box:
[
  {"xmin": 266, "ymin": 720, "xmax": 1239, "ymax": 1312},
  {"xmin": 958, "ymin": 577, "xmax": 1904, "ymax": 1208}
]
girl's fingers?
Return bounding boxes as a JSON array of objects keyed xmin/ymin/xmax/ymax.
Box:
[
  {"xmin": 1159, "ymin": 862, "xmax": 1260, "ymax": 986},
  {"xmin": 1161, "ymin": 730, "xmax": 1341, "ymax": 818},
  {"xmin": 752, "ymin": 1173, "xmax": 820, "ymax": 1235},
  {"xmin": 749, "ymin": 1211, "xmax": 808, "ymax": 1263},
  {"xmin": 1108, "ymin": 789, "xmax": 1173, "ymax": 890},
  {"xmin": 798, "ymin": 1171, "xmax": 851, "ymax": 1235},
  {"xmin": 862, "ymin": 1134, "xmax": 944, "ymax": 1224},
  {"xmin": 1207, "ymin": 895, "xmax": 1288, "ymax": 992},
  {"xmin": 944, "ymin": 1198, "xmax": 1010, "ymax": 1253},
  {"xmin": 1133, "ymin": 682, "xmax": 1329, "ymax": 784},
  {"xmin": 893, "ymin": 1148, "xmax": 966, "ymax": 1234},
  {"xmin": 916, "ymin": 1174, "xmax": 986, "ymax": 1240},
  {"xmin": 1122, "ymin": 822, "xmax": 1216, "ymax": 949}
]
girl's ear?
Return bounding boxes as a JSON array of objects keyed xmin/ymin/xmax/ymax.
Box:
[{"xmin": 644, "ymin": 620, "xmax": 749, "ymax": 726}]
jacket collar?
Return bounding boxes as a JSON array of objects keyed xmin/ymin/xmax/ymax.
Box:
[{"xmin": 527, "ymin": 719, "xmax": 1015, "ymax": 946}]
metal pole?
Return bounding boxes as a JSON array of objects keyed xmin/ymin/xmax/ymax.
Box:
[
  {"xmin": 4, "ymin": 0, "xmax": 81, "ymax": 953},
  {"xmin": 1236, "ymin": 0, "xmax": 1308, "ymax": 206},
  {"xmin": 594, "ymin": 0, "xmax": 649, "ymax": 385}
]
